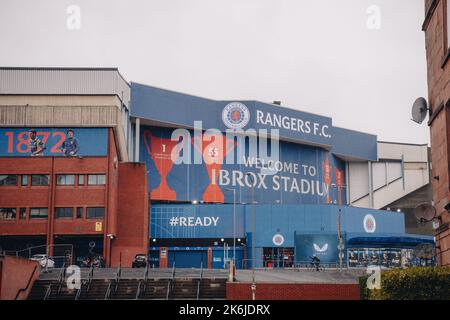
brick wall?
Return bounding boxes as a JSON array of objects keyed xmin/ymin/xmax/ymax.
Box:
[
  {"xmin": 111, "ymin": 162, "xmax": 149, "ymax": 267},
  {"xmin": 226, "ymin": 282, "xmax": 360, "ymax": 300},
  {"xmin": 423, "ymin": 0, "xmax": 450, "ymax": 266},
  {"xmin": 0, "ymin": 255, "xmax": 40, "ymax": 300}
]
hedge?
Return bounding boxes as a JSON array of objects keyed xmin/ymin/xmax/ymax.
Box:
[{"xmin": 359, "ymin": 267, "xmax": 450, "ymax": 300}]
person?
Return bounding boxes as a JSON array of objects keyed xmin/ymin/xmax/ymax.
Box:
[
  {"xmin": 310, "ymin": 255, "xmax": 321, "ymax": 271},
  {"xmin": 81, "ymin": 256, "xmax": 91, "ymax": 268},
  {"xmin": 382, "ymin": 252, "xmax": 389, "ymax": 267},
  {"xmin": 28, "ymin": 129, "xmax": 45, "ymax": 156},
  {"xmin": 61, "ymin": 129, "xmax": 79, "ymax": 156},
  {"xmin": 348, "ymin": 251, "xmax": 358, "ymax": 267}
]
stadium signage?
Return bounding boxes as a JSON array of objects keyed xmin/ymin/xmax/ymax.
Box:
[
  {"xmin": 169, "ymin": 216, "xmax": 219, "ymax": 227},
  {"xmin": 255, "ymin": 109, "xmax": 331, "ymax": 138}
]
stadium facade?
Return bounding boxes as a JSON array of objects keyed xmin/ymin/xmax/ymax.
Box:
[{"xmin": 0, "ymin": 67, "xmax": 434, "ymax": 268}]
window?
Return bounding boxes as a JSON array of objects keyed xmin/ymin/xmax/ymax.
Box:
[
  {"xmin": 21, "ymin": 175, "xmax": 28, "ymax": 186},
  {"xmin": 55, "ymin": 207, "xmax": 73, "ymax": 219},
  {"xmin": 0, "ymin": 208, "xmax": 16, "ymax": 221},
  {"xmin": 0, "ymin": 175, "xmax": 18, "ymax": 186},
  {"xmin": 78, "ymin": 175, "xmax": 85, "ymax": 186},
  {"xmin": 447, "ymin": 0, "xmax": 450, "ymax": 49},
  {"xmin": 76, "ymin": 207, "xmax": 83, "ymax": 219},
  {"xmin": 31, "ymin": 175, "xmax": 49, "ymax": 186},
  {"xmin": 86, "ymin": 207, "xmax": 105, "ymax": 219},
  {"xmin": 29, "ymin": 208, "xmax": 48, "ymax": 219},
  {"xmin": 56, "ymin": 174, "xmax": 75, "ymax": 185},
  {"xmin": 88, "ymin": 174, "xmax": 106, "ymax": 185},
  {"xmin": 19, "ymin": 208, "xmax": 26, "ymax": 220}
]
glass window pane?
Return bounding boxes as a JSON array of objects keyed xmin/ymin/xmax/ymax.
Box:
[
  {"xmin": 97, "ymin": 175, "xmax": 105, "ymax": 185},
  {"xmin": 31, "ymin": 175, "xmax": 49, "ymax": 186},
  {"xmin": 78, "ymin": 175, "xmax": 84, "ymax": 185},
  {"xmin": 0, "ymin": 175, "xmax": 18, "ymax": 186},
  {"xmin": 76, "ymin": 207, "xmax": 83, "ymax": 218},
  {"xmin": 30, "ymin": 208, "xmax": 48, "ymax": 219},
  {"xmin": 88, "ymin": 174, "xmax": 106, "ymax": 185},
  {"xmin": 21, "ymin": 175, "xmax": 28, "ymax": 186},
  {"xmin": 88, "ymin": 175, "xmax": 96, "ymax": 185},
  {"xmin": 87, "ymin": 207, "xmax": 104, "ymax": 219},
  {"xmin": 55, "ymin": 207, "xmax": 73, "ymax": 218},
  {"xmin": 0, "ymin": 208, "xmax": 16, "ymax": 220},
  {"xmin": 57, "ymin": 175, "xmax": 75, "ymax": 185},
  {"xmin": 19, "ymin": 208, "xmax": 26, "ymax": 220},
  {"xmin": 448, "ymin": 0, "xmax": 450, "ymax": 49}
]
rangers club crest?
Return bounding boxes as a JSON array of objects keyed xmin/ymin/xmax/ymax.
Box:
[
  {"xmin": 363, "ymin": 214, "xmax": 376, "ymax": 233},
  {"xmin": 222, "ymin": 102, "xmax": 250, "ymax": 129},
  {"xmin": 272, "ymin": 234, "xmax": 285, "ymax": 246}
]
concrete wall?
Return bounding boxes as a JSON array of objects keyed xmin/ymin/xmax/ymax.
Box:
[
  {"xmin": 349, "ymin": 142, "xmax": 430, "ymax": 209},
  {"xmin": 0, "ymin": 255, "xmax": 40, "ymax": 300}
]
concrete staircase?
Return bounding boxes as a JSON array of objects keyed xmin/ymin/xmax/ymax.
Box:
[{"xmin": 27, "ymin": 267, "xmax": 229, "ymax": 300}]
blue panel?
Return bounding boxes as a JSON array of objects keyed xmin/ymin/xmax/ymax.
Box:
[
  {"xmin": 0, "ymin": 127, "xmax": 108, "ymax": 157},
  {"xmin": 295, "ymin": 233, "xmax": 340, "ymax": 263},
  {"xmin": 141, "ymin": 126, "xmax": 346, "ymax": 205},
  {"xmin": 169, "ymin": 250, "xmax": 207, "ymax": 268},
  {"xmin": 331, "ymin": 127, "xmax": 377, "ymax": 161},
  {"xmin": 151, "ymin": 204, "xmax": 245, "ymax": 239},
  {"xmin": 131, "ymin": 83, "xmax": 377, "ymax": 161}
]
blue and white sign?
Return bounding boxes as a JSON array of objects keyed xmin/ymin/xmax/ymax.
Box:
[{"xmin": 222, "ymin": 102, "xmax": 250, "ymax": 129}]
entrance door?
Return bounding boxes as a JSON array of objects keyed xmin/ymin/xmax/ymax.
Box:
[
  {"xmin": 263, "ymin": 247, "xmax": 294, "ymax": 268},
  {"xmin": 169, "ymin": 250, "xmax": 207, "ymax": 268}
]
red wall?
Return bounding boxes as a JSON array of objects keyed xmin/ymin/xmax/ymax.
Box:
[
  {"xmin": 423, "ymin": 0, "xmax": 450, "ymax": 266},
  {"xmin": 110, "ymin": 162, "xmax": 149, "ymax": 267},
  {"xmin": 226, "ymin": 282, "xmax": 360, "ymax": 300},
  {"xmin": 0, "ymin": 256, "xmax": 40, "ymax": 300}
]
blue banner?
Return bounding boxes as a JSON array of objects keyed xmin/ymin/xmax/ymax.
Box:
[
  {"xmin": 0, "ymin": 128, "xmax": 108, "ymax": 157},
  {"xmin": 140, "ymin": 126, "xmax": 346, "ymax": 205},
  {"xmin": 295, "ymin": 233, "xmax": 341, "ymax": 263}
]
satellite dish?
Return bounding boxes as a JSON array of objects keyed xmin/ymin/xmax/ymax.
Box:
[
  {"xmin": 411, "ymin": 97, "xmax": 429, "ymax": 124},
  {"xmin": 414, "ymin": 243, "xmax": 436, "ymax": 259},
  {"xmin": 414, "ymin": 202, "xmax": 436, "ymax": 223}
]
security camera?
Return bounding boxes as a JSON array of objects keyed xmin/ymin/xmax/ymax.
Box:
[{"xmin": 107, "ymin": 234, "xmax": 116, "ymax": 240}]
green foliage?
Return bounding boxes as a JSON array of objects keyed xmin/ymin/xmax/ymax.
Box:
[{"xmin": 359, "ymin": 267, "xmax": 450, "ymax": 300}]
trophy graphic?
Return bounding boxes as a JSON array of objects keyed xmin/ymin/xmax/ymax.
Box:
[
  {"xmin": 323, "ymin": 154, "xmax": 332, "ymax": 204},
  {"xmin": 192, "ymin": 132, "xmax": 236, "ymax": 203},
  {"xmin": 143, "ymin": 130, "xmax": 179, "ymax": 200}
]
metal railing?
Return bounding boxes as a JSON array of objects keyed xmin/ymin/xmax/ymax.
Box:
[
  {"xmin": 165, "ymin": 262, "xmax": 176, "ymax": 300},
  {"xmin": 104, "ymin": 266, "xmax": 122, "ymax": 300},
  {"xmin": 14, "ymin": 265, "xmax": 38, "ymax": 300},
  {"xmin": 43, "ymin": 283, "xmax": 52, "ymax": 300},
  {"xmin": 239, "ymin": 259, "xmax": 341, "ymax": 270},
  {"xmin": 55, "ymin": 263, "xmax": 66, "ymax": 296},
  {"xmin": 76, "ymin": 265, "xmax": 94, "ymax": 300},
  {"xmin": 196, "ymin": 261, "xmax": 203, "ymax": 300}
]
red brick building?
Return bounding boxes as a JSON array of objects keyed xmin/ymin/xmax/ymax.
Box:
[
  {"xmin": 423, "ymin": 0, "xmax": 450, "ymax": 266},
  {"xmin": 0, "ymin": 68, "xmax": 149, "ymax": 267}
]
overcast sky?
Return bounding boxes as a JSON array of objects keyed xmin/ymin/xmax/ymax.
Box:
[{"xmin": 0, "ymin": 0, "xmax": 429, "ymax": 144}]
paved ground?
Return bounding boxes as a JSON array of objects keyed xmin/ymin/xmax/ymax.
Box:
[
  {"xmin": 39, "ymin": 267, "xmax": 229, "ymax": 280},
  {"xmin": 235, "ymin": 269, "xmax": 366, "ymax": 284},
  {"xmin": 39, "ymin": 267, "xmax": 365, "ymax": 284}
]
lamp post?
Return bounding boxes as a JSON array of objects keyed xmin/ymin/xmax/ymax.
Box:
[
  {"xmin": 225, "ymin": 188, "xmax": 236, "ymax": 266},
  {"xmin": 331, "ymin": 182, "xmax": 347, "ymax": 271},
  {"xmin": 245, "ymin": 172, "xmax": 256, "ymax": 298}
]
